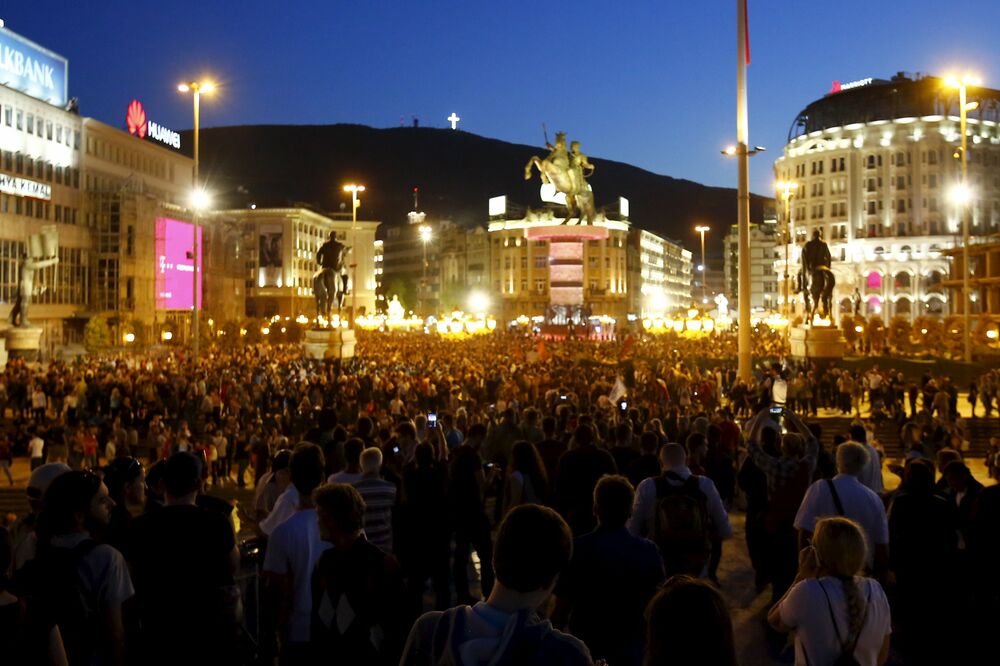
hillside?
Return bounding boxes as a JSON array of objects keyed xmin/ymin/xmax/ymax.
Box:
[{"xmin": 188, "ymin": 124, "xmax": 770, "ymax": 250}]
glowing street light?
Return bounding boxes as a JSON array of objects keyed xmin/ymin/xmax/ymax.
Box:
[
  {"xmin": 177, "ymin": 78, "xmax": 216, "ymax": 362},
  {"xmin": 944, "ymin": 72, "xmax": 981, "ymax": 363},
  {"xmin": 343, "ymin": 184, "xmax": 366, "ymax": 328},
  {"xmin": 468, "ymin": 290, "xmax": 489, "ymax": 314}
]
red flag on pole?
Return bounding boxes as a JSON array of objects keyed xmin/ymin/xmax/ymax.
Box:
[{"xmin": 744, "ymin": 0, "xmax": 751, "ymax": 65}]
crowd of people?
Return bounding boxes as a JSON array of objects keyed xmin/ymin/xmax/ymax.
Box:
[{"xmin": 0, "ymin": 331, "xmax": 996, "ymax": 665}]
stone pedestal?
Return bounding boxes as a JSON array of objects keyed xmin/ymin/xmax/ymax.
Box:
[
  {"xmin": 790, "ymin": 325, "xmax": 847, "ymax": 363},
  {"xmin": 302, "ymin": 327, "xmax": 356, "ymax": 361},
  {"xmin": 3, "ymin": 326, "xmax": 43, "ymax": 362}
]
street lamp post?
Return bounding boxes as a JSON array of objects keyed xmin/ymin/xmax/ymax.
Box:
[
  {"xmin": 776, "ymin": 180, "xmax": 798, "ymax": 322},
  {"xmin": 343, "ymin": 184, "xmax": 365, "ymax": 329},
  {"xmin": 419, "ymin": 225, "xmax": 431, "ymax": 317},
  {"xmin": 695, "ymin": 225, "xmax": 710, "ymax": 304},
  {"xmin": 177, "ymin": 80, "xmax": 215, "ymax": 362},
  {"xmin": 946, "ymin": 74, "xmax": 981, "ymax": 364}
]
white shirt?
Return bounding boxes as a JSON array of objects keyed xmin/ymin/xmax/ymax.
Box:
[
  {"xmin": 627, "ymin": 465, "xmax": 733, "ymax": 541},
  {"xmin": 794, "ymin": 475, "xmax": 888, "ymax": 570},
  {"xmin": 28, "ymin": 436, "xmax": 45, "ymax": 458},
  {"xmin": 327, "ymin": 471, "xmax": 363, "ymax": 485},
  {"xmin": 262, "ymin": 509, "xmax": 331, "ymax": 643},
  {"xmin": 779, "ymin": 576, "xmax": 890, "ymax": 666},
  {"xmin": 857, "ymin": 443, "xmax": 884, "ymax": 494},
  {"xmin": 259, "ymin": 486, "xmax": 300, "ymax": 536}
]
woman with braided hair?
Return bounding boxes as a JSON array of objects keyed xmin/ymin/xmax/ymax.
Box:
[{"xmin": 768, "ymin": 516, "xmax": 891, "ymax": 666}]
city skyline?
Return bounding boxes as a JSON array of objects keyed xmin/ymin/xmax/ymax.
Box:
[{"xmin": 4, "ymin": 1, "xmax": 998, "ymax": 203}]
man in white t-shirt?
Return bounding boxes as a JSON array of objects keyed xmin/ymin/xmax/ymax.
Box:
[
  {"xmin": 262, "ymin": 444, "xmax": 331, "ymax": 662},
  {"xmin": 28, "ymin": 432, "xmax": 46, "ymax": 470},
  {"xmin": 849, "ymin": 424, "xmax": 883, "ymax": 495},
  {"xmin": 794, "ymin": 442, "xmax": 889, "ymax": 579}
]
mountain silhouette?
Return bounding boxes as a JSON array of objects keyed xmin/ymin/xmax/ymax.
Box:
[{"xmin": 188, "ymin": 124, "xmax": 770, "ymax": 251}]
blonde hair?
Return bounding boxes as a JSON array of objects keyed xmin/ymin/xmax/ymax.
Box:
[{"xmin": 813, "ymin": 517, "xmax": 868, "ymax": 640}]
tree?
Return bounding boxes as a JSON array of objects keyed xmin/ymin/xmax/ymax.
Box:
[
  {"xmin": 887, "ymin": 316, "xmax": 912, "ymax": 355},
  {"xmin": 942, "ymin": 315, "xmax": 965, "ymax": 359},
  {"xmin": 912, "ymin": 316, "xmax": 944, "ymax": 355},
  {"xmin": 841, "ymin": 314, "xmax": 860, "ymax": 349},
  {"xmin": 865, "ymin": 315, "xmax": 886, "ymax": 354},
  {"xmin": 84, "ymin": 316, "xmax": 111, "ymax": 353}
]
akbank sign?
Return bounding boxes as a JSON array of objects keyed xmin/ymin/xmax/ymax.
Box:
[{"xmin": 0, "ymin": 27, "xmax": 69, "ymax": 108}]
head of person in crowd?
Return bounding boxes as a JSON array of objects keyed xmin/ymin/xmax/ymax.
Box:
[
  {"xmin": 685, "ymin": 432, "xmax": 707, "ymax": 461},
  {"xmin": 811, "ymin": 517, "xmax": 868, "ymax": 638},
  {"xmin": 691, "ymin": 416, "xmax": 710, "ymax": 437},
  {"xmin": 943, "ymin": 461, "xmax": 974, "ymax": 493},
  {"xmin": 26, "ymin": 462, "xmax": 71, "ymax": 515},
  {"xmin": 659, "ymin": 443, "xmax": 687, "ymax": 473},
  {"xmin": 465, "ymin": 423, "xmax": 488, "ymax": 450},
  {"xmin": 163, "ymin": 452, "xmax": 204, "ymax": 505},
  {"xmin": 356, "ymin": 416, "xmax": 374, "ymax": 442},
  {"xmin": 38, "ymin": 470, "xmax": 114, "ymax": 540},
  {"xmin": 271, "ymin": 449, "xmax": 292, "ymax": 488},
  {"xmin": 289, "ymin": 443, "xmax": 326, "ymax": 504},
  {"xmin": 935, "ymin": 448, "xmax": 962, "ymax": 475},
  {"xmin": 541, "ymin": 415, "xmax": 557, "ymax": 439},
  {"xmin": 832, "ymin": 434, "xmax": 848, "ymax": 449},
  {"xmin": 343, "ymin": 438, "xmax": 365, "ymax": 472},
  {"xmin": 614, "ymin": 423, "xmax": 633, "ymax": 448},
  {"xmin": 836, "ymin": 441, "xmax": 870, "ymax": 477},
  {"xmin": 314, "ymin": 483, "xmax": 365, "ymax": 549},
  {"xmin": 360, "ymin": 447, "xmax": 383, "ymax": 478},
  {"xmin": 510, "ymin": 440, "xmax": 548, "ymax": 492},
  {"xmin": 639, "ymin": 431, "xmax": 659, "ymax": 456},
  {"xmin": 781, "ymin": 432, "xmax": 805, "ymax": 459},
  {"xmin": 571, "ymin": 423, "xmax": 595, "ymax": 450},
  {"xmin": 103, "ymin": 457, "xmax": 145, "ymax": 509},
  {"xmin": 644, "ymin": 575, "xmax": 737, "ymax": 666},
  {"xmin": 760, "ymin": 423, "xmax": 780, "ymax": 457},
  {"xmin": 593, "ymin": 474, "xmax": 633, "ymax": 530},
  {"xmin": 144, "ymin": 459, "xmax": 167, "ymax": 508},
  {"xmin": 395, "ymin": 421, "xmax": 417, "ymax": 452},
  {"xmin": 413, "ymin": 441, "xmax": 436, "ymax": 469},
  {"xmin": 849, "ymin": 424, "xmax": 868, "ymax": 445},
  {"xmin": 902, "ymin": 458, "xmax": 935, "ymax": 494},
  {"xmin": 492, "ymin": 504, "xmax": 573, "ymax": 609}
]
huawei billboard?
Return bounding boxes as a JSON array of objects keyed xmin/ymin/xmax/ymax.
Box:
[{"xmin": 155, "ymin": 218, "xmax": 202, "ymax": 310}]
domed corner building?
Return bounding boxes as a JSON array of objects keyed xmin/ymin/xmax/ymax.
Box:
[{"xmin": 773, "ymin": 72, "xmax": 1000, "ymax": 324}]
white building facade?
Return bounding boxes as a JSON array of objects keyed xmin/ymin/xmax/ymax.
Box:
[
  {"xmin": 774, "ymin": 73, "xmax": 1000, "ymax": 322},
  {"xmin": 724, "ymin": 222, "xmax": 780, "ymax": 312}
]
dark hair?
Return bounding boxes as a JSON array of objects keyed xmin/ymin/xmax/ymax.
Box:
[
  {"xmin": 414, "ymin": 441, "xmax": 435, "ymax": 468},
  {"xmin": 163, "ymin": 452, "xmax": 203, "ymax": 498},
  {"xmin": 38, "ymin": 470, "xmax": 103, "ymax": 538},
  {"xmin": 572, "ymin": 423, "xmax": 595, "ymax": 448},
  {"xmin": 356, "ymin": 416, "xmax": 374, "ymax": 438},
  {"xmin": 614, "ymin": 422, "xmax": 632, "ymax": 444},
  {"xmin": 685, "ymin": 432, "xmax": 707, "ymax": 455},
  {"xmin": 943, "ymin": 460, "xmax": 970, "ymax": 479},
  {"xmin": 594, "ymin": 475, "xmax": 633, "ymax": 528},
  {"xmin": 902, "ymin": 458, "xmax": 935, "ymax": 494},
  {"xmin": 640, "ymin": 431, "xmax": 659, "ymax": 454},
  {"xmin": 290, "ymin": 443, "xmax": 326, "ymax": 497},
  {"xmin": 102, "ymin": 457, "xmax": 143, "ymax": 504},
  {"xmin": 467, "ymin": 423, "xmax": 487, "ymax": 440},
  {"xmin": 509, "ymin": 440, "xmax": 548, "ymax": 501},
  {"xmin": 271, "ymin": 449, "xmax": 292, "ymax": 473},
  {"xmin": 313, "ymin": 483, "xmax": 365, "ymax": 534},
  {"xmin": 849, "ymin": 424, "xmax": 867, "ymax": 444},
  {"xmin": 493, "ymin": 504, "xmax": 572, "ymax": 593},
  {"xmin": 395, "ymin": 421, "xmax": 417, "ymax": 441},
  {"xmin": 541, "ymin": 416, "xmax": 556, "ymax": 435},
  {"xmin": 645, "ymin": 575, "xmax": 737, "ymax": 666},
  {"xmin": 344, "ymin": 438, "xmax": 365, "ymax": 466}
]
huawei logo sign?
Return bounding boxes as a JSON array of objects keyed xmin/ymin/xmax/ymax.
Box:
[{"xmin": 126, "ymin": 99, "xmax": 148, "ymax": 138}]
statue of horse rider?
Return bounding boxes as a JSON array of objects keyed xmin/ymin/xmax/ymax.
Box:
[
  {"xmin": 313, "ymin": 231, "xmax": 350, "ymax": 324},
  {"xmin": 802, "ymin": 229, "xmax": 836, "ymax": 322}
]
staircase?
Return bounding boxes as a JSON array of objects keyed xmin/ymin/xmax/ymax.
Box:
[{"xmin": 804, "ymin": 415, "xmax": 994, "ymax": 461}]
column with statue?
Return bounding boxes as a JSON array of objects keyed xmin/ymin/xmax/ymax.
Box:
[{"xmin": 302, "ymin": 230, "xmax": 356, "ymax": 361}]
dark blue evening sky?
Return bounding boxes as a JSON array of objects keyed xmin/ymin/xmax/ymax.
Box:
[{"xmin": 4, "ymin": 1, "xmax": 998, "ymax": 197}]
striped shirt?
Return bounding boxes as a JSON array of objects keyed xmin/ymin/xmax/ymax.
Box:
[{"xmin": 352, "ymin": 476, "xmax": 397, "ymax": 553}]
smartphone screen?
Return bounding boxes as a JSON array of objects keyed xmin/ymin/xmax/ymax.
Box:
[{"xmin": 427, "ymin": 413, "xmax": 437, "ymax": 428}]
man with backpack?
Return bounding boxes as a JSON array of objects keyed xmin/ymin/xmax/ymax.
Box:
[{"xmin": 627, "ymin": 443, "xmax": 732, "ymax": 578}]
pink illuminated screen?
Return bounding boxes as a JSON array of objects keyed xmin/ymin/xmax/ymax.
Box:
[{"xmin": 155, "ymin": 218, "xmax": 202, "ymax": 310}]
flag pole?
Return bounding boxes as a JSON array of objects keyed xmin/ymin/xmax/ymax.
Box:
[{"xmin": 736, "ymin": 0, "xmax": 752, "ymax": 384}]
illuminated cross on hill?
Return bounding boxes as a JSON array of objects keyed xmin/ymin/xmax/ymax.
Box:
[{"xmin": 447, "ymin": 112, "xmax": 461, "ymax": 130}]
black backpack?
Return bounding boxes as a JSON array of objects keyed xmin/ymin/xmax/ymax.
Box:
[
  {"xmin": 16, "ymin": 539, "xmax": 101, "ymax": 666},
  {"xmin": 652, "ymin": 472, "xmax": 713, "ymax": 576}
]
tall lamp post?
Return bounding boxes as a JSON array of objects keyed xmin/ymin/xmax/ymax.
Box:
[
  {"xmin": 343, "ymin": 184, "xmax": 365, "ymax": 328},
  {"xmin": 775, "ymin": 180, "xmax": 797, "ymax": 321},
  {"xmin": 694, "ymin": 225, "xmax": 710, "ymax": 304},
  {"xmin": 177, "ymin": 79, "xmax": 215, "ymax": 362},
  {"xmin": 945, "ymin": 74, "xmax": 980, "ymax": 364},
  {"xmin": 419, "ymin": 224, "xmax": 432, "ymax": 317}
]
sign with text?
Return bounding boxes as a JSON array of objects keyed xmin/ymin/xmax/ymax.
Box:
[
  {"xmin": 0, "ymin": 27, "xmax": 69, "ymax": 107},
  {"xmin": 126, "ymin": 99, "xmax": 181, "ymax": 149},
  {"xmin": 0, "ymin": 174, "xmax": 51, "ymax": 200},
  {"xmin": 155, "ymin": 217, "xmax": 202, "ymax": 310}
]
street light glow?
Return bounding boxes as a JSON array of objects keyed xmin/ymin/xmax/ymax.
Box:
[
  {"xmin": 190, "ymin": 188, "xmax": 212, "ymax": 210},
  {"xmin": 343, "ymin": 184, "xmax": 366, "ymax": 193},
  {"xmin": 950, "ymin": 183, "xmax": 972, "ymax": 205},
  {"xmin": 419, "ymin": 225, "xmax": 432, "ymax": 242},
  {"xmin": 468, "ymin": 290, "xmax": 489, "ymax": 313}
]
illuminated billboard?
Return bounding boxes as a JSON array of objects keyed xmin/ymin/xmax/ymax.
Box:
[
  {"xmin": 0, "ymin": 27, "xmax": 69, "ymax": 107},
  {"xmin": 155, "ymin": 218, "xmax": 202, "ymax": 310}
]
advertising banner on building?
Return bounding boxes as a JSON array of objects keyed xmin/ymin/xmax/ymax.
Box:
[
  {"xmin": 258, "ymin": 224, "xmax": 283, "ymax": 288},
  {"xmin": 0, "ymin": 28, "xmax": 69, "ymax": 108},
  {"xmin": 155, "ymin": 218, "xmax": 202, "ymax": 310}
]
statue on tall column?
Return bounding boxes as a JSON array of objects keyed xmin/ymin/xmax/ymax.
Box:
[
  {"xmin": 524, "ymin": 131, "xmax": 597, "ymax": 224},
  {"xmin": 802, "ymin": 229, "xmax": 836, "ymax": 322},
  {"xmin": 312, "ymin": 231, "xmax": 349, "ymax": 324},
  {"xmin": 9, "ymin": 226, "xmax": 59, "ymax": 328}
]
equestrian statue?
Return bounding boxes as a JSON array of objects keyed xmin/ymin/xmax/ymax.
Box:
[
  {"xmin": 313, "ymin": 231, "xmax": 350, "ymax": 325},
  {"xmin": 524, "ymin": 131, "xmax": 597, "ymax": 224},
  {"xmin": 801, "ymin": 229, "xmax": 836, "ymax": 323}
]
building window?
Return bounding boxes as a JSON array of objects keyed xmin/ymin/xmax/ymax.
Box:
[
  {"xmin": 534, "ymin": 255, "xmax": 547, "ymax": 268},
  {"xmin": 16, "ymin": 110, "xmax": 23, "ymax": 130}
]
